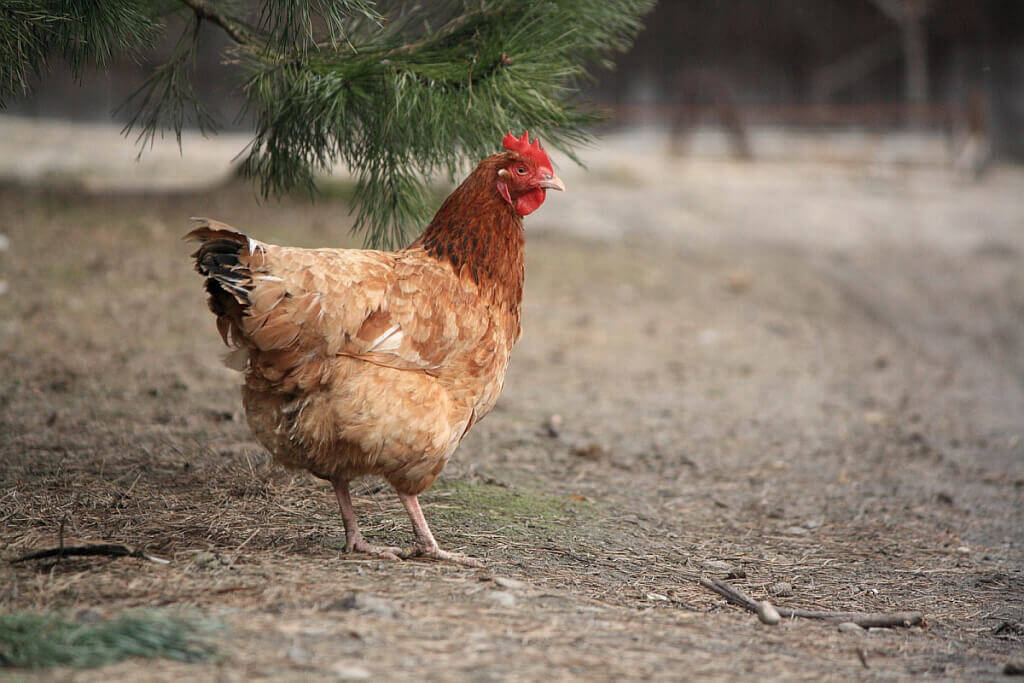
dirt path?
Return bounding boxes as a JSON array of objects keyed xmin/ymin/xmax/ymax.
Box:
[{"xmin": 1, "ymin": 138, "xmax": 1023, "ymax": 679}]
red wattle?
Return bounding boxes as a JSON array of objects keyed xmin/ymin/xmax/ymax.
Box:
[{"xmin": 514, "ymin": 188, "xmax": 546, "ymax": 216}]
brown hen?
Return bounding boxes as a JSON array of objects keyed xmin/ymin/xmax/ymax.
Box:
[{"xmin": 187, "ymin": 132, "xmax": 564, "ymax": 565}]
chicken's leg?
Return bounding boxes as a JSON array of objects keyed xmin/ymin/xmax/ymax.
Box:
[
  {"xmin": 331, "ymin": 479, "xmax": 401, "ymax": 560},
  {"xmin": 397, "ymin": 492, "xmax": 483, "ymax": 568}
]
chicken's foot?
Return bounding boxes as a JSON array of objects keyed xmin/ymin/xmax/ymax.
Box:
[
  {"xmin": 332, "ymin": 479, "xmax": 401, "ymax": 560},
  {"xmin": 398, "ymin": 492, "xmax": 483, "ymax": 568}
]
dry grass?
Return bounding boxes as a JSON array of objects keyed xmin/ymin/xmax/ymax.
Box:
[{"xmin": 2, "ymin": 174, "xmax": 1023, "ymax": 679}]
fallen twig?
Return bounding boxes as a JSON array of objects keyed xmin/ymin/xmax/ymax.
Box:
[
  {"xmin": 11, "ymin": 544, "xmax": 169, "ymax": 565},
  {"xmin": 699, "ymin": 577, "xmax": 923, "ymax": 628}
]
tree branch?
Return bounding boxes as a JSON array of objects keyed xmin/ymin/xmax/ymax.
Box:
[
  {"xmin": 11, "ymin": 543, "xmax": 169, "ymax": 565},
  {"xmin": 700, "ymin": 578, "xmax": 924, "ymax": 628},
  {"xmin": 177, "ymin": 0, "xmax": 250, "ymax": 45},
  {"xmin": 380, "ymin": 6, "xmax": 490, "ymax": 58}
]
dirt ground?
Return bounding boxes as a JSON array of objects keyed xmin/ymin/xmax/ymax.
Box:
[{"xmin": 2, "ymin": 133, "xmax": 1024, "ymax": 680}]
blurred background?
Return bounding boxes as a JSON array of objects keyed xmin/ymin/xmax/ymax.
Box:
[{"xmin": 3, "ymin": 0, "xmax": 1023, "ymax": 181}]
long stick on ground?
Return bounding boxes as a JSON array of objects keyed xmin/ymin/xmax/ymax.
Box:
[
  {"xmin": 699, "ymin": 578, "xmax": 923, "ymax": 628},
  {"xmin": 11, "ymin": 544, "xmax": 169, "ymax": 565}
]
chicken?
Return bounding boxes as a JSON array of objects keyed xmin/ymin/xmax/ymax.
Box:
[{"xmin": 187, "ymin": 132, "xmax": 564, "ymax": 566}]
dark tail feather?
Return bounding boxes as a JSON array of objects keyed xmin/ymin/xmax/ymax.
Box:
[{"xmin": 185, "ymin": 218, "xmax": 256, "ymax": 345}]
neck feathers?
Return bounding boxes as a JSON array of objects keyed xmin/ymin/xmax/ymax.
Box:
[{"xmin": 413, "ymin": 158, "xmax": 525, "ymax": 312}]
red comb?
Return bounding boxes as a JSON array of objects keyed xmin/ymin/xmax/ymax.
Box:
[{"xmin": 503, "ymin": 131, "xmax": 552, "ymax": 171}]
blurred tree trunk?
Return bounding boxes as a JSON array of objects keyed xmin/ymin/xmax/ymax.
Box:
[
  {"xmin": 870, "ymin": 0, "xmax": 935, "ymax": 126},
  {"xmin": 901, "ymin": 6, "xmax": 928, "ymax": 105}
]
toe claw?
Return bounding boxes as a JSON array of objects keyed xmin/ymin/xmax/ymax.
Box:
[
  {"xmin": 348, "ymin": 540, "xmax": 402, "ymax": 561},
  {"xmin": 402, "ymin": 544, "xmax": 483, "ymax": 568}
]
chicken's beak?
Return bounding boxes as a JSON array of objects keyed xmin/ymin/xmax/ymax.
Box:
[{"xmin": 538, "ymin": 173, "xmax": 566, "ymax": 192}]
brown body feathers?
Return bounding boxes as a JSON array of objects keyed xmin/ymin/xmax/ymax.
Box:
[
  {"xmin": 187, "ymin": 155, "xmax": 526, "ymax": 496},
  {"xmin": 187, "ymin": 135, "xmax": 563, "ymax": 563}
]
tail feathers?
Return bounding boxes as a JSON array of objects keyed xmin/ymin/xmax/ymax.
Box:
[
  {"xmin": 187, "ymin": 219, "xmax": 260, "ymax": 283},
  {"xmin": 186, "ymin": 218, "xmax": 261, "ymax": 351}
]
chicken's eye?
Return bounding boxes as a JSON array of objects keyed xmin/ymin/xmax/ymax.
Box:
[{"xmin": 515, "ymin": 166, "xmax": 528, "ymax": 175}]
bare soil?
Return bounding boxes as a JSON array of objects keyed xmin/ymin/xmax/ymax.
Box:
[{"xmin": 2, "ymin": 150, "xmax": 1024, "ymax": 680}]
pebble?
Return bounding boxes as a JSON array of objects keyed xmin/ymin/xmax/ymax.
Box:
[
  {"xmin": 193, "ymin": 551, "xmax": 221, "ymax": 568},
  {"xmin": 956, "ymin": 546, "xmax": 971, "ymax": 555},
  {"xmin": 703, "ymin": 559, "xmax": 734, "ymax": 572},
  {"xmin": 863, "ymin": 410, "xmax": 887, "ymax": 425},
  {"xmin": 838, "ymin": 622, "xmax": 865, "ymax": 635},
  {"xmin": 485, "ymin": 591, "xmax": 517, "ymax": 608},
  {"xmin": 757, "ymin": 601, "xmax": 781, "ymax": 625},
  {"xmin": 544, "ymin": 414, "xmax": 563, "ymax": 438},
  {"xmin": 646, "ymin": 592, "xmax": 669, "ymax": 602},
  {"xmin": 783, "ymin": 526, "xmax": 809, "ymax": 536},
  {"xmin": 768, "ymin": 581, "xmax": 793, "ymax": 597},
  {"xmin": 331, "ymin": 663, "xmax": 371, "ymax": 680},
  {"xmin": 1004, "ymin": 660, "xmax": 1024, "ymax": 676},
  {"xmin": 725, "ymin": 269, "xmax": 752, "ymax": 293},
  {"xmin": 570, "ymin": 443, "xmax": 606, "ymax": 459},
  {"xmin": 323, "ymin": 593, "xmax": 398, "ymax": 618},
  {"xmin": 492, "ymin": 576, "xmax": 528, "ymax": 591}
]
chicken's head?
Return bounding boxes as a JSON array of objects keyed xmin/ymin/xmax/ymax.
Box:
[{"xmin": 497, "ymin": 131, "xmax": 565, "ymax": 216}]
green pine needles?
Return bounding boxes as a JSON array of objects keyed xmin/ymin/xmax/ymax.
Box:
[
  {"xmin": 1, "ymin": 1, "xmax": 653, "ymax": 247},
  {"xmin": 0, "ymin": 610, "xmax": 219, "ymax": 669}
]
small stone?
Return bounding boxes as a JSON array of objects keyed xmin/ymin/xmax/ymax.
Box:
[
  {"xmin": 956, "ymin": 546, "xmax": 971, "ymax": 555},
  {"xmin": 725, "ymin": 269, "xmax": 752, "ymax": 294},
  {"xmin": 331, "ymin": 663, "xmax": 372, "ymax": 680},
  {"xmin": 768, "ymin": 581, "xmax": 793, "ymax": 597},
  {"xmin": 485, "ymin": 590, "xmax": 516, "ymax": 607},
  {"xmin": 646, "ymin": 592, "xmax": 669, "ymax": 602},
  {"xmin": 193, "ymin": 551, "xmax": 220, "ymax": 568},
  {"xmin": 324, "ymin": 593, "xmax": 398, "ymax": 618},
  {"xmin": 543, "ymin": 414, "xmax": 563, "ymax": 438},
  {"xmin": 570, "ymin": 443, "xmax": 605, "ymax": 459},
  {"xmin": 783, "ymin": 526, "xmax": 809, "ymax": 536},
  {"xmin": 1004, "ymin": 659, "xmax": 1024, "ymax": 675},
  {"xmin": 757, "ymin": 601, "xmax": 781, "ymax": 625},
  {"xmin": 838, "ymin": 622, "xmax": 865, "ymax": 635},
  {"xmin": 492, "ymin": 576, "xmax": 527, "ymax": 591},
  {"xmin": 863, "ymin": 410, "xmax": 887, "ymax": 425},
  {"xmin": 703, "ymin": 559, "xmax": 734, "ymax": 572}
]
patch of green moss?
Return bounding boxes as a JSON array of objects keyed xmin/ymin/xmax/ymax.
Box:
[
  {"xmin": 0, "ymin": 609, "xmax": 220, "ymax": 670},
  {"xmin": 425, "ymin": 481, "xmax": 591, "ymax": 541}
]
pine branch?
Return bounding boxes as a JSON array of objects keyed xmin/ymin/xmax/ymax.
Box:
[
  {"xmin": 2, "ymin": 0, "xmax": 654, "ymax": 247},
  {"xmin": 117, "ymin": 14, "xmax": 219, "ymax": 151},
  {"xmin": 176, "ymin": 0, "xmax": 251, "ymax": 45},
  {"xmin": 0, "ymin": 0, "xmax": 160, "ymax": 107},
  {"xmin": 237, "ymin": 0, "xmax": 654, "ymax": 247}
]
